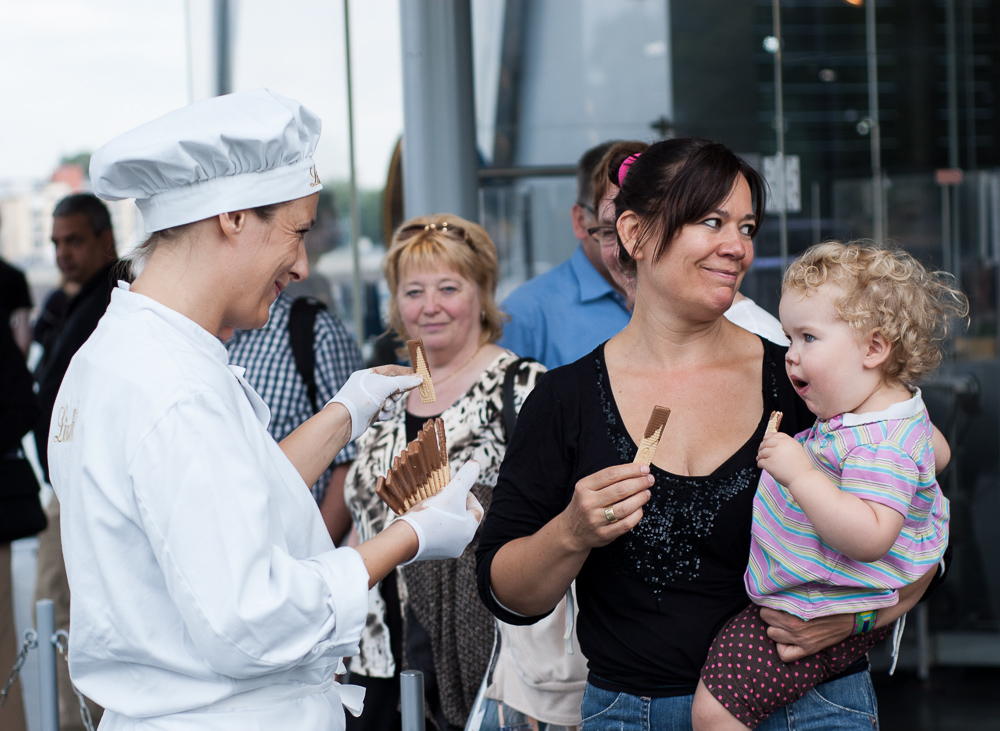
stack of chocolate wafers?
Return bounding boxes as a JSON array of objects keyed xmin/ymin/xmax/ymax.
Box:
[{"xmin": 376, "ymin": 417, "xmax": 451, "ymax": 515}]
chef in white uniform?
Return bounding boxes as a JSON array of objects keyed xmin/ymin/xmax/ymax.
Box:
[{"xmin": 47, "ymin": 89, "xmax": 483, "ymax": 731}]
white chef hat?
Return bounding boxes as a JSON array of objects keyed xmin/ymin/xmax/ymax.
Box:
[{"xmin": 90, "ymin": 89, "xmax": 323, "ymax": 234}]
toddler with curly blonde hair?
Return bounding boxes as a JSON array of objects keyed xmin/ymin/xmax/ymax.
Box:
[{"xmin": 693, "ymin": 240, "xmax": 968, "ymax": 730}]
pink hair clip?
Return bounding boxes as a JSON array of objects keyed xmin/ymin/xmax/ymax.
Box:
[{"xmin": 618, "ymin": 153, "xmax": 641, "ymax": 186}]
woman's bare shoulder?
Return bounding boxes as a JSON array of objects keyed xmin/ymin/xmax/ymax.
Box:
[{"xmin": 720, "ymin": 318, "xmax": 767, "ymax": 366}]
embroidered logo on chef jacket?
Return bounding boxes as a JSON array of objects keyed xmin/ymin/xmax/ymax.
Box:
[
  {"xmin": 53, "ymin": 405, "xmax": 78, "ymax": 443},
  {"xmin": 309, "ymin": 165, "xmax": 321, "ymax": 187}
]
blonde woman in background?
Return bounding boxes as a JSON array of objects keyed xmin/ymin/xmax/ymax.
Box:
[{"xmin": 345, "ymin": 214, "xmax": 547, "ymax": 731}]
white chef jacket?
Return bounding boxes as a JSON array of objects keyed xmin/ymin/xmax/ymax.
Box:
[{"xmin": 48, "ymin": 284, "xmax": 370, "ymax": 729}]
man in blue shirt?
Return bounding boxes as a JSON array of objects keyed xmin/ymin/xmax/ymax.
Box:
[{"xmin": 499, "ymin": 142, "xmax": 631, "ymax": 369}]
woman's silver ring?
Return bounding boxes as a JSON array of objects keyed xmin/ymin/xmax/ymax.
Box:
[{"xmin": 605, "ymin": 506, "xmax": 618, "ymax": 523}]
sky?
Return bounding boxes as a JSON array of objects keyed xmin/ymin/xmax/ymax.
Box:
[{"xmin": 0, "ymin": 0, "xmax": 404, "ymax": 190}]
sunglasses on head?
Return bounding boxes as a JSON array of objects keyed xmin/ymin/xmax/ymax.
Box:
[{"xmin": 397, "ymin": 221, "xmax": 475, "ymax": 250}]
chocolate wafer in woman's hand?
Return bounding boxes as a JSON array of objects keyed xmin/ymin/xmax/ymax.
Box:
[{"xmin": 633, "ymin": 405, "xmax": 670, "ymax": 466}]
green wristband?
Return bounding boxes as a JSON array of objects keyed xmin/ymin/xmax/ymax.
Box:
[{"xmin": 853, "ymin": 609, "xmax": 877, "ymax": 635}]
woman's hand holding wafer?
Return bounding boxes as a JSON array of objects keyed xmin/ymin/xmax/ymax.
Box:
[{"xmin": 561, "ymin": 464, "xmax": 653, "ymax": 551}]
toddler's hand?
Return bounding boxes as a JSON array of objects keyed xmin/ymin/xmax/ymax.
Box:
[{"xmin": 757, "ymin": 432, "xmax": 813, "ymax": 488}]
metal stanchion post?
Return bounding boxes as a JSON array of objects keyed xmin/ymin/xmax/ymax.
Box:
[
  {"xmin": 916, "ymin": 603, "xmax": 931, "ymax": 681},
  {"xmin": 36, "ymin": 599, "xmax": 59, "ymax": 731},
  {"xmin": 400, "ymin": 669, "xmax": 425, "ymax": 731}
]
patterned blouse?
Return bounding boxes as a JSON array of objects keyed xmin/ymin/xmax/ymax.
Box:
[{"xmin": 343, "ymin": 350, "xmax": 546, "ymax": 681}]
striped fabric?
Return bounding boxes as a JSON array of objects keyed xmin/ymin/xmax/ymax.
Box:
[
  {"xmin": 226, "ymin": 292, "xmax": 362, "ymax": 504},
  {"xmin": 745, "ymin": 391, "xmax": 949, "ymax": 619}
]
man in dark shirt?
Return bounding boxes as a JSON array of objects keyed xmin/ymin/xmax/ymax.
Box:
[
  {"xmin": 34, "ymin": 194, "xmax": 118, "ymax": 478},
  {"xmin": 33, "ymin": 193, "xmax": 116, "ymax": 731}
]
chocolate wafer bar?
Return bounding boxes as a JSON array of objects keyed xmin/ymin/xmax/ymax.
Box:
[
  {"xmin": 633, "ymin": 405, "xmax": 670, "ymax": 466},
  {"xmin": 407, "ymin": 339, "xmax": 436, "ymax": 403}
]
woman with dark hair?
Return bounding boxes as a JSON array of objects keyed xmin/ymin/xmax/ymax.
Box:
[
  {"xmin": 477, "ymin": 138, "xmax": 936, "ymax": 730},
  {"xmin": 589, "ymin": 141, "xmax": 787, "ymax": 347}
]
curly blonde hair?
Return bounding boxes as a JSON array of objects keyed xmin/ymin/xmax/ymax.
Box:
[
  {"xmin": 783, "ymin": 240, "xmax": 969, "ymax": 388},
  {"xmin": 383, "ymin": 213, "xmax": 505, "ymax": 346}
]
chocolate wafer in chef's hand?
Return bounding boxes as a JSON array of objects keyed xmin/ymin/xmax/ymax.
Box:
[
  {"xmin": 376, "ymin": 417, "xmax": 450, "ymax": 515},
  {"xmin": 407, "ymin": 339, "xmax": 436, "ymax": 404}
]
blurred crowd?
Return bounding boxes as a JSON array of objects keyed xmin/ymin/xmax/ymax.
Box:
[{"xmin": 3, "ymin": 116, "xmax": 955, "ymax": 731}]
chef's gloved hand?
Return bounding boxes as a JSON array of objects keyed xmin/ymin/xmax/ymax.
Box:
[
  {"xmin": 398, "ymin": 461, "xmax": 483, "ymax": 564},
  {"xmin": 328, "ymin": 369, "xmax": 424, "ymax": 442}
]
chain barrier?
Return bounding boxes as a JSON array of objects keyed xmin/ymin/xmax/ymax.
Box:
[
  {"xmin": 53, "ymin": 630, "xmax": 96, "ymax": 731},
  {"xmin": 0, "ymin": 629, "xmax": 37, "ymax": 710},
  {"xmin": 1, "ymin": 627, "xmax": 96, "ymax": 731}
]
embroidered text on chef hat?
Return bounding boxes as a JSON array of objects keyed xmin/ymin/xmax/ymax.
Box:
[{"xmin": 90, "ymin": 89, "xmax": 323, "ymax": 234}]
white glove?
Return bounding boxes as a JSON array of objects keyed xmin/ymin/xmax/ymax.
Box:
[
  {"xmin": 327, "ymin": 369, "xmax": 424, "ymax": 442},
  {"xmin": 398, "ymin": 461, "xmax": 483, "ymax": 564}
]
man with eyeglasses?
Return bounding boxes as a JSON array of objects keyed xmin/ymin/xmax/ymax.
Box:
[{"xmin": 499, "ymin": 141, "xmax": 631, "ymax": 369}]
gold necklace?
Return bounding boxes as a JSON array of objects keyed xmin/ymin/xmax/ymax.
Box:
[{"xmin": 434, "ymin": 344, "xmax": 484, "ymax": 385}]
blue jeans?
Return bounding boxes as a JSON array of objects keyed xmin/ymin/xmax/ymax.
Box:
[
  {"xmin": 579, "ymin": 671, "xmax": 879, "ymax": 731},
  {"xmin": 477, "ymin": 699, "xmax": 574, "ymax": 731}
]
